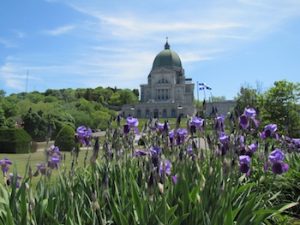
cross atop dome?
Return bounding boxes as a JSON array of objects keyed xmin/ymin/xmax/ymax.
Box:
[{"xmin": 164, "ymin": 37, "xmax": 170, "ymax": 49}]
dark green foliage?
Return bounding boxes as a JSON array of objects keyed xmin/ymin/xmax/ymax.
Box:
[
  {"xmin": 234, "ymin": 87, "xmax": 259, "ymax": 115},
  {"xmin": 0, "ymin": 107, "xmax": 5, "ymax": 127},
  {"xmin": 22, "ymin": 109, "xmax": 48, "ymax": 142},
  {"xmin": 234, "ymin": 81, "xmax": 300, "ymax": 137},
  {"xmin": 260, "ymin": 80, "xmax": 300, "ymax": 137},
  {"xmin": 0, "ymin": 86, "xmax": 136, "ymax": 135},
  {"xmin": 54, "ymin": 125, "xmax": 75, "ymax": 151},
  {"xmin": 0, "ymin": 128, "xmax": 32, "ymax": 153}
]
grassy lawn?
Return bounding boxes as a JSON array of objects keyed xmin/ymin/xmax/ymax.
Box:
[
  {"xmin": 0, "ymin": 148, "xmax": 94, "ymax": 183},
  {"xmin": 0, "ymin": 118, "xmax": 189, "ymax": 186}
]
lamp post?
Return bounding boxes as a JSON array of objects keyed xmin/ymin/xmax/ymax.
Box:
[{"xmin": 177, "ymin": 105, "xmax": 183, "ymax": 117}]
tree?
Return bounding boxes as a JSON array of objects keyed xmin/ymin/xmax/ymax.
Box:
[
  {"xmin": 119, "ymin": 89, "xmax": 138, "ymax": 105},
  {"xmin": 0, "ymin": 90, "xmax": 5, "ymax": 98},
  {"xmin": 55, "ymin": 125, "xmax": 75, "ymax": 151},
  {"xmin": 0, "ymin": 107, "xmax": 6, "ymax": 127},
  {"xmin": 133, "ymin": 89, "xmax": 139, "ymax": 98},
  {"xmin": 234, "ymin": 87, "xmax": 260, "ymax": 116},
  {"xmin": 22, "ymin": 109, "xmax": 48, "ymax": 141},
  {"xmin": 260, "ymin": 80, "xmax": 300, "ymax": 137}
]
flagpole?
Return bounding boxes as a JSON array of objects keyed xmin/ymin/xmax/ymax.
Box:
[{"xmin": 197, "ymin": 81, "xmax": 199, "ymax": 108}]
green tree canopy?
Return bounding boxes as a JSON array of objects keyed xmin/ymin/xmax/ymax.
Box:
[
  {"xmin": 234, "ymin": 87, "xmax": 260, "ymax": 116},
  {"xmin": 260, "ymin": 80, "xmax": 300, "ymax": 137}
]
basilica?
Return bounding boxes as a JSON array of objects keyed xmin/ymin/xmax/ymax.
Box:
[{"xmin": 122, "ymin": 41, "xmax": 195, "ymax": 118}]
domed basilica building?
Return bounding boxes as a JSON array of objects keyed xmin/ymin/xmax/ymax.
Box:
[{"xmin": 122, "ymin": 41, "xmax": 195, "ymax": 118}]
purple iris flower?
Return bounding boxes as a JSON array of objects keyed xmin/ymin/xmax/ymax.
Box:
[
  {"xmin": 239, "ymin": 135, "xmax": 245, "ymax": 146},
  {"xmin": 0, "ymin": 158, "xmax": 12, "ymax": 174},
  {"xmin": 48, "ymin": 156, "xmax": 60, "ymax": 169},
  {"xmin": 271, "ymin": 162, "xmax": 289, "ymax": 174},
  {"xmin": 123, "ymin": 124, "xmax": 130, "ymax": 134},
  {"xmin": 126, "ymin": 116, "xmax": 139, "ymax": 127},
  {"xmin": 292, "ymin": 138, "xmax": 300, "ymax": 147},
  {"xmin": 290, "ymin": 138, "xmax": 300, "ymax": 151},
  {"xmin": 268, "ymin": 149, "xmax": 285, "ymax": 163},
  {"xmin": 172, "ymin": 175, "xmax": 178, "ymax": 184},
  {"xmin": 244, "ymin": 108, "xmax": 256, "ymax": 118},
  {"xmin": 260, "ymin": 124, "xmax": 278, "ymax": 139},
  {"xmin": 176, "ymin": 128, "xmax": 188, "ymax": 145},
  {"xmin": 268, "ymin": 149, "xmax": 289, "ymax": 174},
  {"xmin": 159, "ymin": 160, "xmax": 172, "ymax": 176},
  {"xmin": 156, "ymin": 121, "xmax": 170, "ymax": 133},
  {"xmin": 77, "ymin": 125, "xmax": 92, "ymax": 137},
  {"xmin": 248, "ymin": 143, "xmax": 258, "ymax": 153},
  {"xmin": 150, "ymin": 146, "xmax": 161, "ymax": 156},
  {"xmin": 8, "ymin": 173, "xmax": 22, "ymax": 188},
  {"xmin": 48, "ymin": 145, "xmax": 60, "ymax": 154},
  {"xmin": 47, "ymin": 145, "xmax": 61, "ymax": 157},
  {"xmin": 36, "ymin": 163, "xmax": 47, "ymax": 175},
  {"xmin": 134, "ymin": 149, "xmax": 148, "ymax": 157},
  {"xmin": 124, "ymin": 116, "xmax": 139, "ymax": 134},
  {"xmin": 76, "ymin": 125, "xmax": 92, "ymax": 145},
  {"xmin": 239, "ymin": 114, "xmax": 249, "ymax": 129},
  {"xmin": 156, "ymin": 121, "xmax": 170, "ymax": 134},
  {"xmin": 186, "ymin": 145, "xmax": 193, "ymax": 155},
  {"xmin": 156, "ymin": 122, "xmax": 164, "ymax": 132},
  {"xmin": 190, "ymin": 117, "xmax": 204, "ymax": 129},
  {"xmin": 215, "ymin": 115, "xmax": 225, "ymax": 132},
  {"xmin": 169, "ymin": 130, "xmax": 175, "ymax": 144},
  {"xmin": 239, "ymin": 108, "xmax": 259, "ymax": 130},
  {"xmin": 246, "ymin": 143, "xmax": 258, "ymax": 157},
  {"xmin": 239, "ymin": 155, "xmax": 251, "ymax": 174},
  {"xmin": 219, "ymin": 133, "xmax": 229, "ymax": 144}
]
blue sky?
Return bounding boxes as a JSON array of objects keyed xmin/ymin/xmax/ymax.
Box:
[{"xmin": 0, "ymin": 0, "xmax": 300, "ymax": 99}]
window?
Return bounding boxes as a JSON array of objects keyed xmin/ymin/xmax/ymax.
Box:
[
  {"xmin": 156, "ymin": 88, "xmax": 169, "ymax": 101},
  {"xmin": 145, "ymin": 109, "xmax": 150, "ymax": 118},
  {"xmin": 158, "ymin": 78, "xmax": 169, "ymax": 84},
  {"xmin": 171, "ymin": 109, "xmax": 176, "ymax": 117},
  {"xmin": 137, "ymin": 109, "xmax": 141, "ymax": 118},
  {"xmin": 162, "ymin": 109, "xmax": 167, "ymax": 118},
  {"xmin": 185, "ymin": 86, "xmax": 191, "ymax": 93}
]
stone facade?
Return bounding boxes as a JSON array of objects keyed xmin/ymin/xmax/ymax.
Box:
[
  {"xmin": 205, "ymin": 100, "xmax": 236, "ymax": 116},
  {"xmin": 122, "ymin": 41, "xmax": 195, "ymax": 118}
]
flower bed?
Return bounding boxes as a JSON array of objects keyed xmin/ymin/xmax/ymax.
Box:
[{"xmin": 0, "ymin": 109, "xmax": 299, "ymax": 224}]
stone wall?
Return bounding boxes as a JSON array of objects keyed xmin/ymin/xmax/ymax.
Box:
[
  {"xmin": 122, "ymin": 102, "xmax": 195, "ymax": 118},
  {"xmin": 204, "ymin": 100, "xmax": 236, "ymax": 116}
]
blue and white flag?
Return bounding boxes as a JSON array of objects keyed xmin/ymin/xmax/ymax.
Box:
[{"xmin": 198, "ymin": 82, "xmax": 212, "ymax": 90}]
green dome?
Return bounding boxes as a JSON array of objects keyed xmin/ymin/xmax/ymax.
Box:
[{"xmin": 152, "ymin": 42, "xmax": 182, "ymax": 70}]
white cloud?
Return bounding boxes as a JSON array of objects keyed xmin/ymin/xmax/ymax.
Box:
[
  {"xmin": 13, "ymin": 30, "xmax": 26, "ymax": 39},
  {"xmin": 0, "ymin": 37, "xmax": 16, "ymax": 48},
  {"xmin": 43, "ymin": 25, "xmax": 76, "ymax": 36},
  {"xmin": 0, "ymin": 60, "xmax": 26, "ymax": 91},
  {"xmin": 2, "ymin": 0, "xmax": 300, "ymax": 94}
]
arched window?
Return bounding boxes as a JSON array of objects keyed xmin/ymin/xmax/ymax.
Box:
[
  {"xmin": 137, "ymin": 109, "xmax": 141, "ymax": 118},
  {"xmin": 158, "ymin": 78, "xmax": 169, "ymax": 84},
  {"xmin": 154, "ymin": 109, "xmax": 159, "ymax": 118},
  {"xmin": 171, "ymin": 109, "xmax": 176, "ymax": 117},
  {"xmin": 145, "ymin": 109, "xmax": 150, "ymax": 118},
  {"xmin": 162, "ymin": 109, "xmax": 167, "ymax": 118}
]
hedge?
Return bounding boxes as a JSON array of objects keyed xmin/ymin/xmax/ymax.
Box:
[
  {"xmin": 0, "ymin": 128, "xmax": 33, "ymax": 153},
  {"xmin": 54, "ymin": 125, "xmax": 75, "ymax": 151}
]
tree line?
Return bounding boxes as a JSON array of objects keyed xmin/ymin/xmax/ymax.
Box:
[
  {"xmin": 0, "ymin": 80, "xmax": 299, "ymax": 140},
  {"xmin": 0, "ymin": 87, "xmax": 139, "ymax": 141}
]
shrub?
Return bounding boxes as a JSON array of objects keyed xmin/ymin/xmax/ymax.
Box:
[
  {"xmin": 0, "ymin": 128, "xmax": 33, "ymax": 153},
  {"xmin": 54, "ymin": 125, "xmax": 75, "ymax": 151}
]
